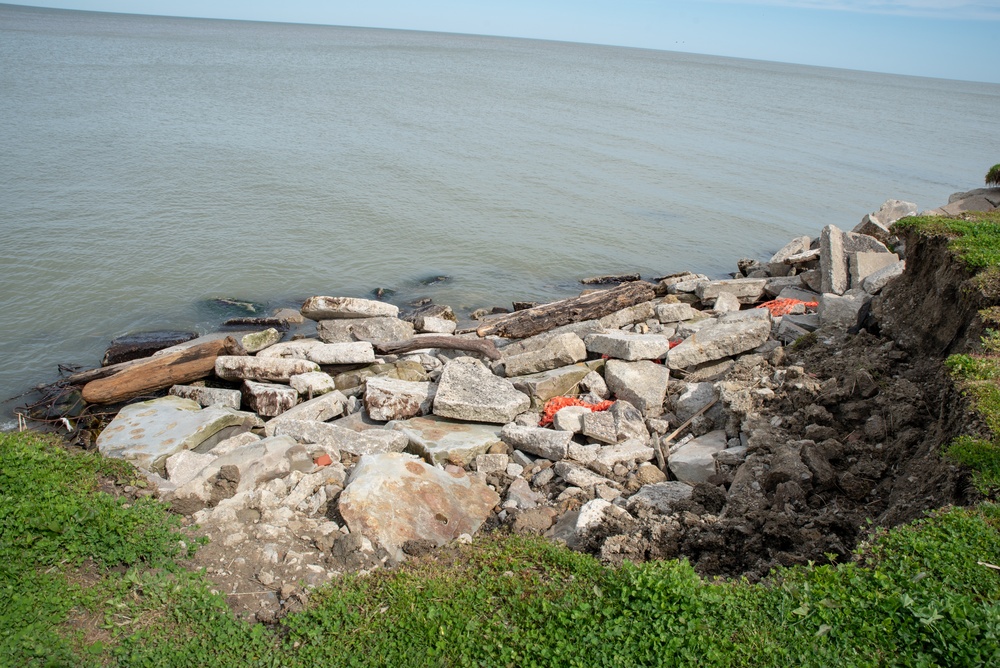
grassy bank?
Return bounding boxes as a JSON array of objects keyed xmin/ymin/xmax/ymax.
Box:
[{"xmin": 2, "ymin": 430, "xmax": 998, "ymax": 667}]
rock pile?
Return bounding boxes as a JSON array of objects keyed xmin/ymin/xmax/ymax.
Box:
[{"xmin": 82, "ymin": 197, "xmax": 970, "ymax": 621}]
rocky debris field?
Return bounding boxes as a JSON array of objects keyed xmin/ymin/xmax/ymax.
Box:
[{"xmin": 29, "ymin": 188, "xmax": 1000, "ymax": 623}]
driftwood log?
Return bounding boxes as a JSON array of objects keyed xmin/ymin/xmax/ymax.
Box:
[
  {"xmin": 476, "ymin": 281, "xmax": 656, "ymax": 339},
  {"xmin": 81, "ymin": 336, "xmax": 245, "ymax": 404},
  {"xmin": 374, "ymin": 336, "xmax": 501, "ymax": 361}
]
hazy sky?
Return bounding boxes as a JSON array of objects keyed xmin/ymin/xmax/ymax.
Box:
[{"xmin": 10, "ymin": 1, "xmax": 1000, "ymax": 84}]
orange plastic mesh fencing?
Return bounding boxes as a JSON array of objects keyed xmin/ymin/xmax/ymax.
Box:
[
  {"xmin": 539, "ymin": 396, "xmax": 614, "ymax": 427},
  {"xmin": 756, "ymin": 298, "xmax": 819, "ymax": 317}
]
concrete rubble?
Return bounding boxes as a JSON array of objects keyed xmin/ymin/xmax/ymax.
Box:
[{"xmin": 83, "ymin": 195, "xmax": 948, "ymax": 621}]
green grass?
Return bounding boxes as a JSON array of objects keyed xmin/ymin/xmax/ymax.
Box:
[
  {"xmin": 894, "ymin": 211, "xmax": 1000, "ymax": 270},
  {"xmin": 2, "ymin": 430, "xmax": 1000, "ymax": 666}
]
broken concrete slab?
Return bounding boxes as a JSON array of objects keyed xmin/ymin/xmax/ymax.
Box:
[
  {"xmin": 819, "ymin": 290, "xmax": 870, "ymax": 330},
  {"xmin": 655, "ymin": 302, "xmax": 702, "ymax": 323},
  {"xmin": 271, "ymin": 419, "xmax": 407, "ymax": 457},
  {"xmin": 510, "ymin": 363, "xmax": 596, "ymax": 409},
  {"xmin": 215, "ymin": 356, "xmax": 320, "ymax": 382},
  {"xmin": 242, "ymin": 380, "xmax": 299, "ymax": 417},
  {"xmin": 850, "ymin": 252, "xmax": 901, "ymax": 290},
  {"xmin": 502, "ymin": 332, "xmax": 587, "ymax": 377},
  {"xmin": 667, "ymin": 314, "xmax": 771, "ymax": 370},
  {"xmin": 862, "ymin": 259, "xmax": 905, "ymax": 294},
  {"xmin": 363, "ymin": 376, "xmax": 436, "ymax": 421},
  {"xmin": 263, "ymin": 391, "xmax": 348, "ymax": 435},
  {"xmin": 306, "ymin": 342, "xmax": 376, "ymax": 365},
  {"xmin": 584, "ymin": 332, "xmax": 672, "ymax": 361},
  {"xmin": 288, "ymin": 371, "xmax": 338, "ymax": 397},
  {"xmin": 500, "ymin": 424, "xmax": 572, "ymax": 460},
  {"xmin": 767, "ymin": 236, "xmax": 812, "ymax": 277},
  {"xmin": 588, "ymin": 440, "xmax": 656, "ymax": 477},
  {"xmin": 97, "ymin": 395, "xmax": 258, "ymax": 473},
  {"xmin": 301, "ymin": 296, "xmax": 400, "ymax": 320},
  {"xmin": 169, "ymin": 385, "xmax": 242, "ymax": 410},
  {"xmin": 604, "ymin": 360, "xmax": 668, "ymax": 417},
  {"xmin": 338, "ymin": 452, "xmax": 499, "ymax": 562},
  {"xmin": 256, "ymin": 339, "xmax": 323, "ymax": 360},
  {"xmin": 695, "ymin": 278, "xmax": 767, "ymax": 306},
  {"xmin": 389, "ymin": 415, "xmax": 503, "ymax": 467},
  {"xmin": 433, "ymin": 357, "xmax": 530, "ymax": 424},
  {"xmin": 316, "ymin": 317, "xmax": 414, "ymax": 344}
]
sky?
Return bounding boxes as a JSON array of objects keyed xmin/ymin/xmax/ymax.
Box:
[{"xmin": 9, "ymin": 1, "xmax": 1000, "ymax": 84}]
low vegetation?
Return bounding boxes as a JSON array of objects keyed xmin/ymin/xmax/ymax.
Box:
[
  {"xmin": 2, "ymin": 430, "xmax": 998, "ymax": 666},
  {"xmin": 893, "ymin": 210, "xmax": 1000, "ymax": 269}
]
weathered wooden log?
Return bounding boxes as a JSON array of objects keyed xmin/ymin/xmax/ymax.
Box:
[
  {"xmin": 373, "ymin": 336, "xmax": 501, "ymax": 361},
  {"xmin": 475, "ymin": 281, "xmax": 656, "ymax": 340},
  {"xmin": 82, "ymin": 337, "xmax": 243, "ymax": 404}
]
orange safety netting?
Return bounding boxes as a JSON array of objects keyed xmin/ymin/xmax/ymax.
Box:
[
  {"xmin": 756, "ymin": 298, "xmax": 818, "ymax": 317},
  {"xmin": 539, "ymin": 396, "xmax": 614, "ymax": 427}
]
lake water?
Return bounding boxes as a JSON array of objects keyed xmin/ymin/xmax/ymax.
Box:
[{"xmin": 1, "ymin": 3, "xmax": 998, "ymax": 417}]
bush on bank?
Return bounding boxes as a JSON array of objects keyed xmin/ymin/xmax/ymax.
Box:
[{"xmin": 1, "ymin": 430, "xmax": 998, "ymax": 667}]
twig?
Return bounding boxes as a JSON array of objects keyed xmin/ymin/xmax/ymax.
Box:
[{"xmin": 978, "ymin": 561, "xmax": 1000, "ymax": 571}]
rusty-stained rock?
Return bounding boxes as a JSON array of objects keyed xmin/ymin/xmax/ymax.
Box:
[{"xmin": 338, "ymin": 452, "xmax": 499, "ymax": 561}]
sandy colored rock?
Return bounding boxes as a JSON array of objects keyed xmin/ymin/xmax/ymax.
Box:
[
  {"xmin": 215, "ymin": 356, "xmax": 319, "ymax": 382},
  {"xmin": 338, "ymin": 453, "xmax": 499, "ymax": 561},
  {"xmin": 301, "ymin": 296, "xmax": 400, "ymax": 320},
  {"xmin": 433, "ymin": 357, "xmax": 529, "ymax": 424}
]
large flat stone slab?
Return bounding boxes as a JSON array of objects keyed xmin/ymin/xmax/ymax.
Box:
[
  {"xmin": 96, "ymin": 395, "xmax": 257, "ymax": 473},
  {"xmin": 502, "ymin": 332, "xmax": 587, "ymax": 377},
  {"xmin": 263, "ymin": 390, "xmax": 347, "ymax": 435},
  {"xmin": 433, "ymin": 357, "xmax": 529, "ymax": 424},
  {"xmin": 169, "ymin": 385, "xmax": 242, "ymax": 410},
  {"xmin": 695, "ymin": 278, "xmax": 767, "ymax": 306},
  {"xmin": 215, "ymin": 356, "xmax": 319, "ymax": 382},
  {"xmin": 584, "ymin": 332, "xmax": 671, "ymax": 361},
  {"xmin": 271, "ymin": 419, "xmax": 408, "ymax": 456},
  {"xmin": 339, "ymin": 453, "xmax": 500, "ymax": 561},
  {"xmin": 389, "ymin": 415, "xmax": 503, "ymax": 466},
  {"xmin": 667, "ymin": 313, "xmax": 771, "ymax": 370},
  {"xmin": 301, "ymin": 296, "xmax": 400, "ymax": 320},
  {"xmin": 306, "ymin": 342, "xmax": 376, "ymax": 365},
  {"xmin": 500, "ymin": 424, "xmax": 572, "ymax": 460},
  {"xmin": 317, "ymin": 317, "xmax": 414, "ymax": 344}
]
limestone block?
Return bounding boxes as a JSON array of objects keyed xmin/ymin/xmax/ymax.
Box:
[
  {"xmin": 475, "ymin": 453, "xmax": 509, "ymax": 474},
  {"xmin": 767, "ymin": 236, "xmax": 812, "ymax": 277},
  {"xmin": 763, "ymin": 274, "xmax": 805, "ymax": 298},
  {"xmin": 389, "ymin": 415, "xmax": 502, "ymax": 466},
  {"xmin": 272, "ymin": 419, "xmax": 407, "ymax": 457},
  {"xmin": 263, "ymin": 391, "xmax": 347, "ymax": 435},
  {"xmin": 850, "ymin": 252, "xmax": 900, "ymax": 290},
  {"xmin": 306, "ymin": 342, "xmax": 376, "ymax": 365},
  {"xmin": 169, "ymin": 385, "xmax": 242, "ymax": 410},
  {"xmin": 581, "ymin": 410, "xmax": 618, "ymax": 444},
  {"xmin": 500, "ymin": 424, "xmax": 572, "ymax": 460},
  {"xmin": 604, "ymin": 360, "xmax": 669, "ymax": 417},
  {"xmin": 610, "ymin": 400, "xmax": 650, "ymax": 443},
  {"xmin": 589, "ymin": 440, "xmax": 655, "ymax": 477},
  {"xmin": 553, "ymin": 406, "xmax": 590, "ymax": 433},
  {"xmin": 236, "ymin": 328, "xmax": 281, "ymax": 354},
  {"xmin": 819, "ymin": 290, "xmax": 870, "ymax": 330},
  {"xmin": 511, "ymin": 364, "xmax": 597, "ymax": 409},
  {"xmin": 712, "ymin": 292, "xmax": 742, "ymax": 313},
  {"xmin": 503, "ymin": 333, "xmax": 587, "ymax": 377},
  {"xmin": 695, "ymin": 278, "xmax": 767, "ymax": 305},
  {"xmin": 668, "ymin": 429, "xmax": 728, "ymax": 484},
  {"xmin": 667, "ymin": 314, "xmax": 771, "ymax": 370},
  {"xmin": 416, "ymin": 316, "xmax": 457, "ymax": 334},
  {"xmin": 844, "ymin": 232, "xmax": 892, "ymax": 255},
  {"xmin": 256, "ymin": 339, "xmax": 323, "ymax": 359},
  {"xmin": 364, "ymin": 376, "xmax": 436, "ymax": 421},
  {"xmin": 96, "ymin": 396, "xmax": 257, "ymax": 472},
  {"xmin": 584, "ymin": 332, "xmax": 671, "ymax": 361},
  {"xmin": 819, "ymin": 224, "xmax": 849, "ymax": 295},
  {"xmin": 433, "ymin": 357, "xmax": 530, "ymax": 424},
  {"xmin": 862, "ymin": 260, "xmax": 905, "ymax": 294},
  {"xmin": 853, "ymin": 199, "xmax": 917, "ymax": 243},
  {"xmin": 289, "ymin": 371, "xmax": 338, "ymax": 397},
  {"xmin": 655, "ymin": 302, "xmax": 702, "ymax": 323},
  {"xmin": 301, "ymin": 296, "xmax": 399, "ymax": 320},
  {"xmin": 316, "ymin": 317, "xmax": 414, "ymax": 344},
  {"xmin": 553, "ymin": 461, "xmax": 617, "ymax": 489},
  {"xmin": 242, "ymin": 380, "xmax": 299, "ymax": 417},
  {"xmin": 215, "ymin": 356, "xmax": 319, "ymax": 382},
  {"xmin": 598, "ymin": 301, "xmax": 659, "ymax": 329},
  {"xmin": 338, "ymin": 452, "xmax": 499, "ymax": 561}
]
